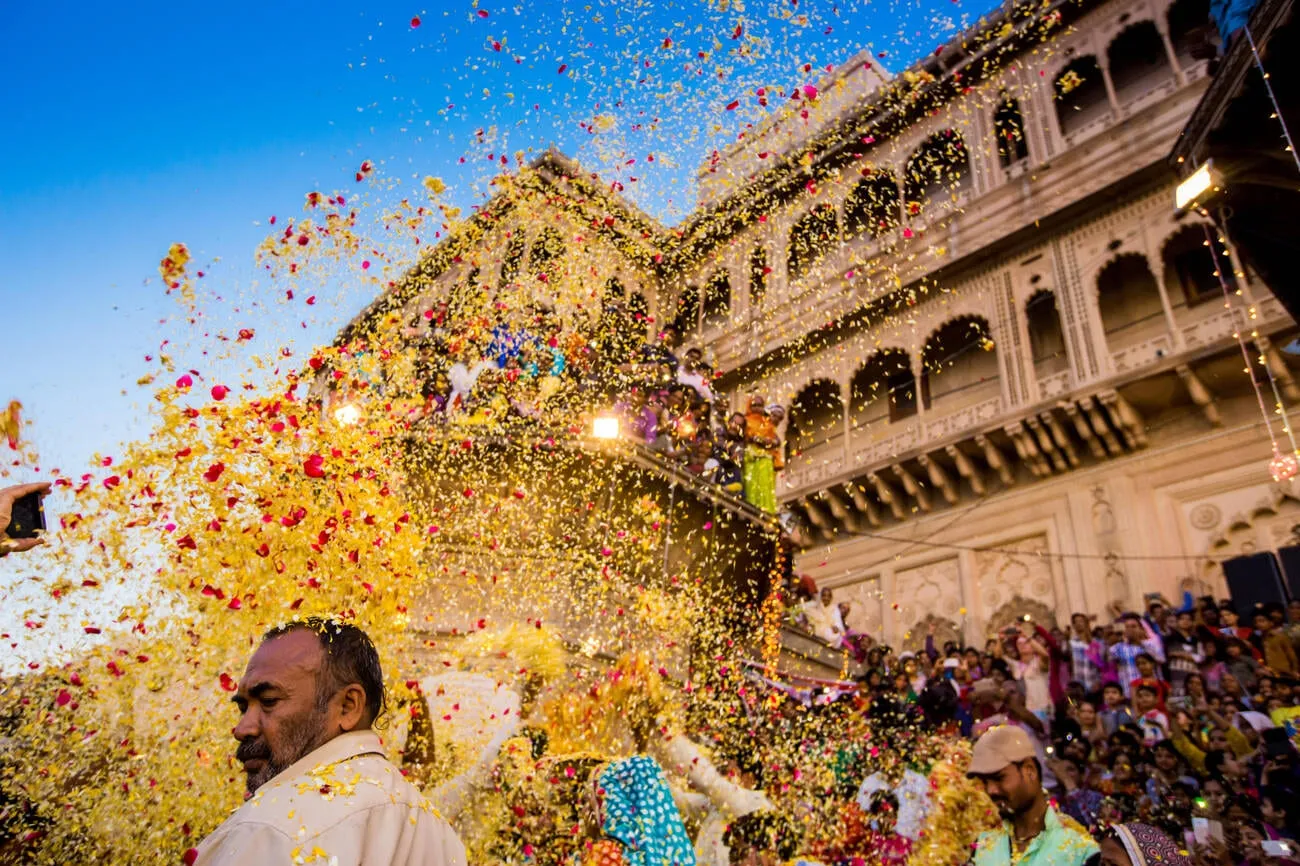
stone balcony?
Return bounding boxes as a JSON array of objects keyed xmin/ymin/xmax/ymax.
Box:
[
  {"xmin": 777, "ymin": 293, "xmax": 1295, "ymax": 537},
  {"xmin": 703, "ymin": 61, "xmax": 1213, "ymax": 374}
]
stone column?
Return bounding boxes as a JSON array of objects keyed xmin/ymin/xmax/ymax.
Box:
[
  {"xmin": 1155, "ymin": 18, "xmax": 1186, "ymax": 86},
  {"xmin": 1097, "ymin": 55, "xmax": 1123, "ymax": 117},
  {"xmin": 841, "ymin": 377, "xmax": 853, "ymax": 464},
  {"xmin": 911, "ymin": 348, "xmax": 928, "ymax": 419},
  {"xmin": 1139, "ymin": 225, "xmax": 1183, "ymax": 351}
]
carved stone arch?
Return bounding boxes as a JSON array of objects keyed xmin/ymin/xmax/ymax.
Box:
[
  {"xmin": 1089, "ymin": 249, "xmax": 1158, "ymax": 294},
  {"xmin": 920, "ymin": 292, "xmax": 1001, "ymax": 343},
  {"xmin": 788, "ymin": 377, "xmax": 846, "ymax": 456},
  {"xmin": 1157, "ymin": 219, "xmax": 1214, "ymax": 260},
  {"xmin": 850, "ymin": 347, "xmax": 918, "ymax": 426},
  {"xmin": 901, "ymin": 614, "xmax": 963, "ymax": 654},
  {"xmin": 986, "ymin": 595, "xmax": 1059, "ymax": 635},
  {"xmin": 1107, "ymin": 19, "xmax": 1176, "ymax": 103},
  {"xmin": 920, "ymin": 313, "xmax": 998, "ymax": 405}
]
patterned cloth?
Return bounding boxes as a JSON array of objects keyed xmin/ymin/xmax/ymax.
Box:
[
  {"xmin": 1112, "ymin": 822, "xmax": 1193, "ymax": 866},
  {"xmin": 597, "ymin": 756, "xmax": 697, "ymax": 866}
]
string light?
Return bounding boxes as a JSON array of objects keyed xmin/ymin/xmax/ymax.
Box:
[{"xmin": 1198, "ymin": 221, "xmax": 1298, "ymax": 480}]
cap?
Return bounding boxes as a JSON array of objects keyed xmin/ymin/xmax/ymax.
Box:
[{"xmin": 967, "ymin": 725, "xmax": 1037, "ymax": 776}]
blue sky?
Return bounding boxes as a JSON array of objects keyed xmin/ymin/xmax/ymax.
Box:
[{"xmin": 1, "ymin": 0, "xmax": 996, "ymax": 477}]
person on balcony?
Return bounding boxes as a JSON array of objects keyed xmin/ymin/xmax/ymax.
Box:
[
  {"xmin": 743, "ymin": 396, "xmax": 779, "ymax": 513},
  {"xmin": 677, "ymin": 347, "xmax": 715, "ymax": 402},
  {"xmin": 803, "ymin": 587, "xmax": 849, "ymax": 646},
  {"xmin": 766, "ymin": 405, "xmax": 786, "ymax": 474}
]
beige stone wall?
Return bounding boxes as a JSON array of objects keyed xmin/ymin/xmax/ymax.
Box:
[{"xmin": 796, "ymin": 408, "xmax": 1300, "ymax": 645}]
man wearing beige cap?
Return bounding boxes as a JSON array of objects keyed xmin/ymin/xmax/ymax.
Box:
[{"xmin": 966, "ymin": 725, "xmax": 1098, "ymax": 866}]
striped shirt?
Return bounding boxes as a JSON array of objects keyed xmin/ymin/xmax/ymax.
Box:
[
  {"xmin": 1068, "ymin": 638, "xmax": 1105, "ymax": 693},
  {"xmin": 1108, "ymin": 638, "xmax": 1165, "ymax": 697}
]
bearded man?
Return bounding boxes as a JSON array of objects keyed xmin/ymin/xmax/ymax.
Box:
[{"xmin": 195, "ymin": 618, "xmax": 466, "ymax": 866}]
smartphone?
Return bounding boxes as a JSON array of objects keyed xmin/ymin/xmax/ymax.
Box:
[
  {"xmin": 1262, "ymin": 840, "xmax": 1294, "ymax": 857},
  {"xmin": 4, "ymin": 491, "xmax": 45, "ymax": 539},
  {"xmin": 1192, "ymin": 817, "xmax": 1224, "ymax": 845}
]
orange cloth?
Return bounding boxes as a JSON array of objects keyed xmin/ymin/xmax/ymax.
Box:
[
  {"xmin": 745, "ymin": 411, "xmax": 777, "ymax": 449},
  {"xmin": 584, "ymin": 838, "xmax": 626, "ymax": 866}
]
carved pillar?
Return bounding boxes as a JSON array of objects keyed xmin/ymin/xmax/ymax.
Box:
[
  {"xmin": 869, "ymin": 472, "xmax": 906, "ymax": 520},
  {"xmin": 966, "ymin": 103, "xmax": 993, "ymax": 197},
  {"xmin": 841, "ymin": 378, "xmax": 853, "ymax": 464},
  {"xmin": 919, "ymin": 453, "xmax": 959, "ymax": 505},
  {"xmin": 912, "ymin": 349, "xmax": 928, "ymax": 419},
  {"xmin": 975, "ymin": 433, "xmax": 1017, "ymax": 486},
  {"xmin": 946, "ymin": 444, "xmax": 987, "ymax": 496},
  {"xmin": 1034, "ymin": 65, "xmax": 1065, "ymax": 160},
  {"xmin": 1177, "ymin": 364, "xmax": 1222, "ymax": 426},
  {"xmin": 770, "ymin": 212, "xmax": 797, "ymax": 306},
  {"xmin": 1139, "ymin": 225, "xmax": 1184, "ymax": 351},
  {"xmin": 1257, "ymin": 336, "xmax": 1300, "ymax": 402},
  {"xmin": 1096, "ymin": 55, "xmax": 1122, "ymax": 117},
  {"xmin": 994, "ymin": 271, "xmax": 1032, "ymax": 407},
  {"xmin": 1051, "ymin": 238, "xmax": 1104, "ymax": 383},
  {"xmin": 1155, "ymin": 18, "xmax": 1187, "ymax": 86},
  {"xmin": 892, "ymin": 463, "xmax": 931, "ymax": 512}
]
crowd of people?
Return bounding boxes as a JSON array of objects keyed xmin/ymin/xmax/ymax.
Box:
[
  {"xmin": 6, "ymin": 460, "xmax": 1300, "ymax": 866},
  {"xmin": 386, "ymin": 303, "xmax": 788, "ymax": 514},
  {"xmin": 786, "ymin": 576, "xmax": 1300, "ymax": 864}
]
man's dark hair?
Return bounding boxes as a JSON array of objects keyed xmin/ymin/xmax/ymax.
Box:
[
  {"xmin": 1135, "ymin": 683, "xmax": 1158, "ymax": 697},
  {"xmin": 1136, "ymin": 652, "xmax": 1156, "ymax": 664},
  {"xmin": 1204, "ymin": 748, "xmax": 1229, "ymax": 779},
  {"xmin": 263, "ymin": 617, "xmax": 386, "ymax": 725}
]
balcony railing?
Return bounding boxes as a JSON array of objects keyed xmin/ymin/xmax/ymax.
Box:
[{"xmin": 773, "ymin": 296, "xmax": 1294, "ymax": 502}]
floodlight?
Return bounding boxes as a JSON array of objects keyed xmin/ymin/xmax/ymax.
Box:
[
  {"xmin": 591, "ymin": 415, "xmax": 620, "ymax": 440},
  {"xmin": 1176, "ymin": 161, "xmax": 1220, "ymax": 212}
]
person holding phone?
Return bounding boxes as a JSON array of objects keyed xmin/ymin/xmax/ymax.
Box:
[{"xmin": 0, "ymin": 481, "xmax": 50, "ymax": 557}]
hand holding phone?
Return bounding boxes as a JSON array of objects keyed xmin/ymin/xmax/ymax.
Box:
[
  {"xmin": 1262, "ymin": 839, "xmax": 1294, "ymax": 858},
  {"xmin": 0, "ymin": 482, "xmax": 51, "ymax": 556}
]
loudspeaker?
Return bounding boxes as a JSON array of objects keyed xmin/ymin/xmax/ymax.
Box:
[
  {"xmin": 1274, "ymin": 544, "xmax": 1300, "ymax": 600},
  {"xmin": 1222, "ymin": 551, "xmax": 1291, "ymax": 615}
]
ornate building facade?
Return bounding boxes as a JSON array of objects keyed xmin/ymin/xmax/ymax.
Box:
[{"xmin": 344, "ymin": 0, "xmax": 1298, "ymax": 652}]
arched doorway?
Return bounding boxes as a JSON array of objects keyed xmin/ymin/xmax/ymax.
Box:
[
  {"xmin": 1026, "ymin": 290, "xmax": 1068, "ymax": 379},
  {"xmin": 850, "ymin": 349, "xmax": 917, "ymax": 432},
  {"xmin": 1162, "ymin": 225, "xmax": 1231, "ymax": 309},
  {"xmin": 788, "ymin": 205, "xmax": 839, "ymax": 280},
  {"xmin": 905, "ymin": 131, "xmax": 970, "ymax": 215},
  {"xmin": 993, "ymin": 98, "xmax": 1030, "ymax": 167},
  {"xmin": 1107, "ymin": 22, "xmax": 1175, "ymax": 105},
  {"xmin": 1055, "ymin": 56, "xmax": 1110, "ymax": 137},
  {"xmin": 843, "ymin": 172, "xmax": 900, "ymax": 238},
  {"xmin": 788, "ymin": 379, "xmax": 845, "ymax": 459},
  {"xmin": 922, "ymin": 316, "xmax": 999, "ymax": 410},
  {"xmin": 1097, "ymin": 254, "xmax": 1166, "ymax": 350}
]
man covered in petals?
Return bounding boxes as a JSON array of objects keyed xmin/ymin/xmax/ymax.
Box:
[{"xmin": 195, "ymin": 618, "xmax": 467, "ymax": 866}]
